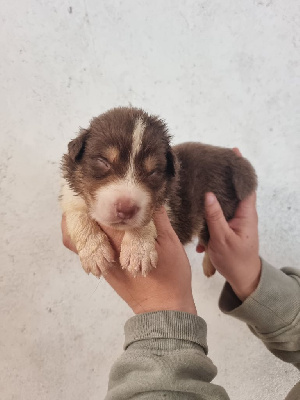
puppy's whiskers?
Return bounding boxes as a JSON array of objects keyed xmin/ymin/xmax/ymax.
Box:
[{"xmin": 89, "ymin": 279, "xmax": 101, "ymax": 297}]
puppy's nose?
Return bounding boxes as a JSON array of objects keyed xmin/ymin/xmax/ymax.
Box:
[{"xmin": 116, "ymin": 200, "xmax": 139, "ymax": 220}]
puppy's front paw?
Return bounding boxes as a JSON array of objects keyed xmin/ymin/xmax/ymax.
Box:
[
  {"xmin": 79, "ymin": 235, "xmax": 115, "ymax": 277},
  {"xmin": 120, "ymin": 236, "xmax": 158, "ymax": 277}
]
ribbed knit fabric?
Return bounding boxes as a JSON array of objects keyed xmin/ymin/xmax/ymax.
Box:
[
  {"xmin": 124, "ymin": 311, "xmax": 208, "ymax": 353},
  {"xmin": 285, "ymin": 382, "xmax": 300, "ymax": 400},
  {"xmin": 106, "ymin": 311, "xmax": 229, "ymax": 400},
  {"xmin": 219, "ymin": 259, "xmax": 300, "ymax": 372},
  {"xmin": 219, "ymin": 259, "xmax": 300, "ymax": 334},
  {"xmin": 106, "ymin": 260, "xmax": 300, "ymax": 399}
]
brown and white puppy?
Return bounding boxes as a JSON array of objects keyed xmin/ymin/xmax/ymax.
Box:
[{"xmin": 61, "ymin": 107, "xmax": 257, "ymax": 278}]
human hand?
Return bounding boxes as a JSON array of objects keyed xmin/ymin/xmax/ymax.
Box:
[
  {"xmin": 196, "ymin": 147, "xmax": 261, "ymax": 301},
  {"xmin": 61, "ymin": 208, "xmax": 197, "ymax": 315},
  {"xmin": 199, "ymin": 191, "xmax": 261, "ymax": 301}
]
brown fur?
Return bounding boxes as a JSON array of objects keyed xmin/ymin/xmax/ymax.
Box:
[
  {"xmin": 62, "ymin": 107, "xmax": 175, "ymax": 215},
  {"xmin": 169, "ymin": 142, "xmax": 257, "ymax": 246},
  {"xmin": 61, "ymin": 107, "xmax": 257, "ymax": 277}
]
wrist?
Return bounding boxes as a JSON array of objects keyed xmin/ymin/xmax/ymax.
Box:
[
  {"xmin": 230, "ymin": 257, "xmax": 262, "ymax": 301},
  {"xmin": 133, "ymin": 297, "xmax": 197, "ymax": 316}
]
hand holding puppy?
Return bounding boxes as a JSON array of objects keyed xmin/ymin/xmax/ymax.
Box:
[
  {"xmin": 196, "ymin": 147, "xmax": 261, "ymax": 301},
  {"xmin": 62, "ymin": 144, "xmax": 260, "ymax": 305},
  {"xmin": 62, "ymin": 208, "xmax": 197, "ymax": 315},
  {"xmin": 197, "ymin": 191, "xmax": 261, "ymax": 301}
]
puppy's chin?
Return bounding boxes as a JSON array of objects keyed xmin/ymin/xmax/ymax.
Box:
[
  {"xmin": 91, "ymin": 212, "xmax": 153, "ymax": 231},
  {"xmin": 106, "ymin": 221, "xmax": 141, "ymax": 231}
]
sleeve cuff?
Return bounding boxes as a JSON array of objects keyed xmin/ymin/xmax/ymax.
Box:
[
  {"xmin": 124, "ymin": 311, "xmax": 208, "ymax": 354},
  {"xmin": 219, "ymin": 259, "xmax": 300, "ymax": 334}
]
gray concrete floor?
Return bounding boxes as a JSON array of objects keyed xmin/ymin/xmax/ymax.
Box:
[{"xmin": 1, "ymin": 1, "xmax": 299, "ymax": 399}]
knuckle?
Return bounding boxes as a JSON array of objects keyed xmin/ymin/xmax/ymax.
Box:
[
  {"xmin": 62, "ymin": 235, "xmax": 77, "ymax": 253},
  {"xmin": 207, "ymin": 209, "xmax": 223, "ymax": 223},
  {"xmin": 210, "ymin": 230, "xmax": 232, "ymax": 250},
  {"xmin": 224, "ymin": 230, "xmax": 233, "ymax": 245},
  {"xmin": 62, "ymin": 236, "xmax": 71, "ymax": 249}
]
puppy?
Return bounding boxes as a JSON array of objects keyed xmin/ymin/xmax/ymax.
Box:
[{"xmin": 61, "ymin": 107, "xmax": 257, "ymax": 278}]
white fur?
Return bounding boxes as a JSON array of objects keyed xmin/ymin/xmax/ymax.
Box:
[
  {"xmin": 60, "ymin": 179, "xmax": 87, "ymax": 213},
  {"xmin": 89, "ymin": 117, "xmax": 150, "ymax": 229},
  {"xmin": 60, "ymin": 180, "xmax": 115, "ymax": 276},
  {"xmin": 132, "ymin": 117, "xmax": 146, "ymax": 157},
  {"xmin": 126, "ymin": 117, "xmax": 146, "ymax": 184},
  {"xmin": 90, "ymin": 179, "xmax": 150, "ymax": 229},
  {"xmin": 60, "ymin": 116, "xmax": 159, "ymax": 276},
  {"xmin": 120, "ymin": 220, "xmax": 157, "ymax": 277}
]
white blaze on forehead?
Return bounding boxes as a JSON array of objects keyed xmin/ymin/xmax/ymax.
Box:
[
  {"xmin": 90, "ymin": 117, "xmax": 151, "ymax": 228},
  {"xmin": 132, "ymin": 116, "xmax": 146, "ymax": 157},
  {"xmin": 126, "ymin": 117, "xmax": 146, "ymax": 183}
]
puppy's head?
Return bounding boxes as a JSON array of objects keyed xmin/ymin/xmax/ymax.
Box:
[{"xmin": 62, "ymin": 107, "xmax": 176, "ymax": 229}]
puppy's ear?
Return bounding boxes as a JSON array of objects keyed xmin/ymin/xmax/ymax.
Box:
[
  {"xmin": 166, "ymin": 148, "xmax": 176, "ymax": 177},
  {"xmin": 68, "ymin": 129, "xmax": 89, "ymax": 162}
]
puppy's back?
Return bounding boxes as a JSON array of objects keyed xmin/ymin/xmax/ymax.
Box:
[
  {"xmin": 170, "ymin": 142, "xmax": 257, "ymax": 244},
  {"xmin": 174, "ymin": 142, "xmax": 256, "ymax": 201}
]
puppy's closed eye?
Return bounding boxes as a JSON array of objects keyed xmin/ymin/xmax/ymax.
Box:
[
  {"xmin": 146, "ymin": 169, "xmax": 165, "ymax": 189},
  {"xmin": 97, "ymin": 157, "xmax": 111, "ymax": 170},
  {"xmin": 61, "ymin": 106, "xmax": 257, "ymax": 280},
  {"xmin": 93, "ymin": 157, "xmax": 112, "ymax": 178},
  {"xmin": 148, "ymin": 169, "xmax": 162, "ymax": 178}
]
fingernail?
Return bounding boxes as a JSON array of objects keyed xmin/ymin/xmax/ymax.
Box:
[{"xmin": 206, "ymin": 193, "xmax": 216, "ymax": 205}]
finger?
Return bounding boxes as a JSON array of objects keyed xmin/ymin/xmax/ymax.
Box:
[
  {"xmin": 61, "ymin": 215, "xmax": 78, "ymax": 253},
  {"xmin": 196, "ymin": 244, "xmax": 205, "ymax": 253},
  {"xmin": 233, "ymin": 191, "xmax": 257, "ymax": 220},
  {"xmin": 153, "ymin": 207, "xmax": 179, "ymax": 241},
  {"xmin": 153, "ymin": 207, "xmax": 174, "ymax": 235},
  {"xmin": 232, "ymin": 147, "xmax": 242, "ymax": 157},
  {"xmin": 205, "ymin": 193, "xmax": 232, "ymax": 241}
]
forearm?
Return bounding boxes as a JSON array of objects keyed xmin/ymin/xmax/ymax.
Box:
[
  {"xmin": 105, "ymin": 311, "xmax": 229, "ymax": 400},
  {"xmin": 219, "ymin": 259, "xmax": 300, "ymax": 369}
]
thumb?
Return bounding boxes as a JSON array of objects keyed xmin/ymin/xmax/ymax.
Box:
[
  {"xmin": 205, "ymin": 193, "xmax": 231, "ymax": 241},
  {"xmin": 153, "ymin": 206, "xmax": 178, "ymax": 240},
  {"xmin": 234, "ymin": 191, "xmax": 257, "ymax": 220}
]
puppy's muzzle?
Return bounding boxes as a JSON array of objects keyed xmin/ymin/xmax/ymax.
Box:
[{"xmin": 115, "ymin": 198, "xmax": 139, "ymax": 220}]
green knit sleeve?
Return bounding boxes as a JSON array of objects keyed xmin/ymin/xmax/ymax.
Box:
[
  {"xmin": 105, "ymin": 311, "xmax": 230, "ymax": 400},
  {"xmin": 219, "ymin": 259, "xmax": 300, "ymax": 370}
]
